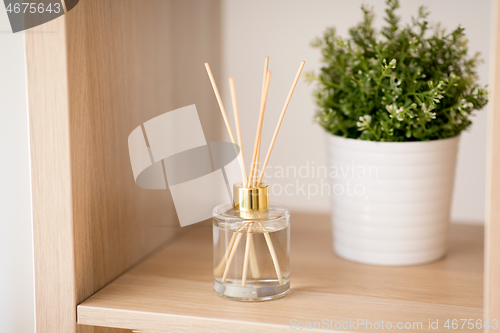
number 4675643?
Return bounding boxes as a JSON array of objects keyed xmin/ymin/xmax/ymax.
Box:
[
  {"xmin": 6, "ymin": 3, "xmax": 61, "ymax": 14},
  {"xmin": 444, "ymin": 319, "xmax": 499, "ymax": 330}
]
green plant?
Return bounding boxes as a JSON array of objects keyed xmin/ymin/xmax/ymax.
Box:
[{"xmin": 307, "ymin": 0, "xmax": 488, "ymax": 141}]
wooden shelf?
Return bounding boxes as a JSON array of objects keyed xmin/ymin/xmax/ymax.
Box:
[{"xmin": 77, "ymin": 213, "xmax": 483, "ymax": 332}]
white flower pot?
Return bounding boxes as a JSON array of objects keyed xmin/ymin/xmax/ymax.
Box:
[{"xmin": 325, "ymin": 134, "xmax": 460, "ymax": 266}]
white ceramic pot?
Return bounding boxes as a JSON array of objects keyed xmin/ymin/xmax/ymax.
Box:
[{"xmin": 325, "ymin": 134, "xmax": 460, "ymax": 266}]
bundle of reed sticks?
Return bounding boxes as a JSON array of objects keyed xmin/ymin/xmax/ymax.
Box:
[{"xmin": 205, "ymin": 57, "xmax": 305, "ymax": 287}]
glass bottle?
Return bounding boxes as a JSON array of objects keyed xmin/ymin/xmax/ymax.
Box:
[{"xmin": 212, "ymin": 182, "xmax": 290, "ymax": 301}]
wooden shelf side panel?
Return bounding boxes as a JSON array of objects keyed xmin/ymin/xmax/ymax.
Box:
[
  {"xmin": 27, "ymin": 1, "xmax": 223, "ymax": 332},
  {"xmin": 486, "ymin": 0, "xmax": 500, "ymax": 325}
]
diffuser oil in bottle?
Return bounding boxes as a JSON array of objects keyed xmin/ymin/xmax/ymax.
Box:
[{"xmin": 212, "ymin": 183, "xmax": 290, "ymax": 301}]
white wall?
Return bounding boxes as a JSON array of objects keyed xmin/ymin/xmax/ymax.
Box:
[
  {"xmin": 221, "ymin": 0, "xmax": 490, "ymax": 224},
  {"xmin": 0, "ymin": 5, "xmax": 35, "ymax": 333}
]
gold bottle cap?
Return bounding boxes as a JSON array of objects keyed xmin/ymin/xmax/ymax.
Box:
[{"xmin": 233, "ymin": 182, "xmax": 269, "ymax": 219}]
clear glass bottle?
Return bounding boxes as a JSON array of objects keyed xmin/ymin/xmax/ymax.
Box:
[{"xmin": 213, "ymin": 182, "xmax": 290, "ymax": 301}]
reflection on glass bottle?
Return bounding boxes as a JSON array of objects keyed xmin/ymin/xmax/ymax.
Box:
[{"xmin": 213, "ymin": 182, "xmax": 290, "ymax": 301}]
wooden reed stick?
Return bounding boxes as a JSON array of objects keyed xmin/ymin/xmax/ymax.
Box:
[
  {"xmin": 257, "ymin": 61, "xmax": 305, "ymax": 185},
  {"xmin": 212, "ymin": 58, "xmax": 299, "ymax": 289},
  {"xmin": 257, "ymin": 221, "xmax": 283, "ymax": 285},
  {"xmin": 214, "ymin": 222, "xmax": 248, "ymax": 277},
  {"xmin": 241, "ymin": 222, "xmax": 254, "ymax": 286},
  {"xmin": 253, "ymin": 57, "xmax": 269, "ymax": 186},
  {"xmin": 205, "ymin": 63, "xmax": 247, "ymax": 185},
  {"xmin": 253, "ymin": 142, "xmax": 261, "ymax": 187},
  {"xmin": 248, "ymin": 233, "xmax": 260, "ymax": 278},
  {"xmin": 229, "ymin": 77, "xmax": 248, "ymax": 187},
  {"xmin": 214, "ymin": 234, "xmax": 237, "ymax": 277},
  {"xmin": 261, "ymin": 57, "xmax": 270, "ymax": 100},
  {"xmin": 248, "ymin": 71, "xmax": 271, "ymax": 187},
  {"xmin": 222, "ymin": 232, "xmax": 243, "ymax": 283},
  {"xmin": 204, "ymin": 63, "xmax": 237, "ymax": 145}
]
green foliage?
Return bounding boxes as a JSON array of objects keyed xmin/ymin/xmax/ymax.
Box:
[{"xmin": 307, "ymin": 0, "xmax": 488, "ymax": 141}]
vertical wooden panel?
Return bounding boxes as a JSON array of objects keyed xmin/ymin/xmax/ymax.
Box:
[
  {"xmin": 27, "ymin": 1, "xmax": 222, "ymax": 332},
  {"xmin": 26, "ymin": 14, "xmax": 77, "ymax": 333},
  {"xmin": 65, "ymin": 1, "xmax": 179, "ymax": 306},
  {"xmin": 486, "ymin": 0, "xmax": 500, "ymax": 326}
]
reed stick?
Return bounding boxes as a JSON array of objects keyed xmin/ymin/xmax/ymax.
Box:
[
  {"xmin": 253, "ymin": 142, "xmax": 261, "ymax": 187},
  {"xmin": 215, "ymin": 222, "xmax": 261, "ymax": 280},
  {"xmin": 253, "ymin": 57, "xmax": 269, "ymax": 186},
  {"xmin": 214, "ymin": 222, "xmax": 248, "ymax": 277},
  {"xmin": 257, "ymin": 61, "xmax": 305, "ymax": 185},
  {"xmin": 248, "ymin": 71, "xmax": 271, "ymax": 187},
  {"xmin": 247, "ymin": 57, "xmax": 269, "ymax": 187},
  {"xmin": 248, "ymin": 234, "xmax": 260, "ymax": 278},
  {"xmin": 257, "ymin": 221, "xmax": 283, "ymax": 284},
  {"xmin": 213, "ymin": 234, "xmax": 237, "ymax": 277},
  {"xmin": 204, "ymin": 63, "xmax": 237, "ymax": 145},
  {"xmin": 241, "ymin": 222, "xmax": 254, "ymax": 286},
  {"xmin": 205, "ymin": 63, "xmax": 247, "ymax": 185},
  {"xmin": 221, "ymin": 221, "xmax": 282, "ymax": 285},
  {"xmin": 229, "ymin": 77, "xmax": 248, "ymax": 187},
  {"xmin": 261, "ymin": 57, "xmax": 270, "ymax": 101},
  {"xmin": 211, "ymin": 58, "xmax": 300, "ymax": 289},
  {"xmin": 222, "ymin": 231, "xmax": 243, "ymax": 283}
]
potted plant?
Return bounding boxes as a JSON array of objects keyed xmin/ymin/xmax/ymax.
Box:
[{"xmin": 308, "ymin": 0, "xmax": 488, "ymax": 265}]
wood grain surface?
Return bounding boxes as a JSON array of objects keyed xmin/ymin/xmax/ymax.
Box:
[
  {"xmin": 26, "ymin": 1, "xmax": 222, "ymax": 332},
  {"xmin": 486, "ymin": 0, "xmax": 500, "ymax": 327},
  {"xmin": 26, "ymin": 13, "xmax": 78, "ymax": 333},
  {"xmin": 78, "ymin": 213, "xmax": 484, "ymax": 332}
]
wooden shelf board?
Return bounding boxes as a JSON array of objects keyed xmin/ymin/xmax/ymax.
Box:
[{"xmin": 78, "ymin": 213, "xmax": 483, "ymax": 332}]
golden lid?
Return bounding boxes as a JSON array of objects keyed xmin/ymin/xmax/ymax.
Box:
[{"xmin": 232, "ymin": 182, "xmax": 269, "ymax": 218}]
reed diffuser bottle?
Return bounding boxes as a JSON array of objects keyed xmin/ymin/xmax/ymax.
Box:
[
  {"xmin": 213, "ymin": 183, "xmax": 290, "ymax": 301},
  {"xmin": 205, "ymin": 56, "xmax": 304, "ymax": 301}
]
